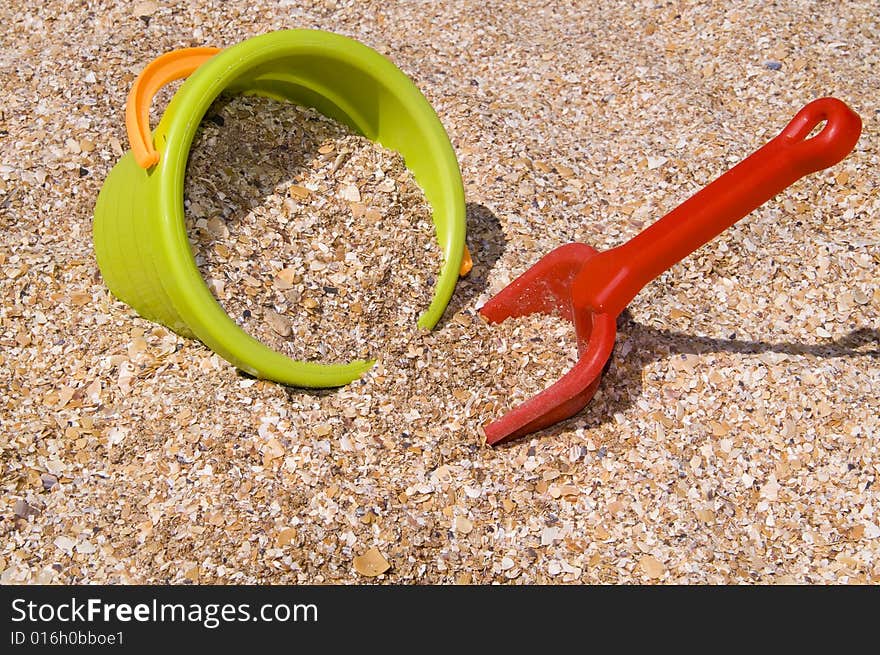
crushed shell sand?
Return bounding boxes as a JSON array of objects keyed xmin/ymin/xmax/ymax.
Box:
[
  {"xmin": 184, "ymin": 96, "xmax": 442, "ymax": 364},
  {"xmin": 1, "ymin": 0, "xmax": 878, "ymax": 585}
]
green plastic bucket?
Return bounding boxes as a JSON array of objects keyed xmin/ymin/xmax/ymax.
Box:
[{"xmin": 94, "ymin": 29, "xmax": 466, "ymax": 387}]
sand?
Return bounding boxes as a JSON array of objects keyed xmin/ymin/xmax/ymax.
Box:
[{"xmin": 1, "ymin": 0, "xmax": 878, "ymax": 584}]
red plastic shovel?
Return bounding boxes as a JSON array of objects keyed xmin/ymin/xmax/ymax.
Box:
[{"xmin": 479, "ymin": 97, "xmax": 861, "ymax": 445}]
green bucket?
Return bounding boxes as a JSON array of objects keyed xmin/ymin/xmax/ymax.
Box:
[{"xmin": 94, "ymin": 29, "xmax": 467, "ymax": 387}]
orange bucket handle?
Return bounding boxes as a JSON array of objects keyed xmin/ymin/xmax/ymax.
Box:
[{"xmin": 125, "ymin": 47, "xmax": 222, "ymax": 169}]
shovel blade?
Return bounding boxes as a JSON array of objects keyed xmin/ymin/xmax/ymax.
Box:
[{"xmin": 479, "ymin": 245, "xmax": 618, "ymax": 444}]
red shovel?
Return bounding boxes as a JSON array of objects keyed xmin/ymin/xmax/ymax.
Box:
[{"xmin": 479, "ymin": 97, "xmax": 862, "ymax": 445}]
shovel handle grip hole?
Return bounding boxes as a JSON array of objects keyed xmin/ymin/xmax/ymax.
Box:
[
  {"xmin": 782, "ymin": 111, "xmax": 829, "ymax": 143},
  {"xmin": 805, "ymin": 119, "xmax": 827, "ymax": 140},
  {"xmin": 777, "ymin": 97, "xmax": 861, "ymax": 174}
]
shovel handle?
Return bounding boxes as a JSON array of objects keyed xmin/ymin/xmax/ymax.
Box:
[{"xmin": 574, "ymin": 97, "xmax": 862, "ymax": 317}]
